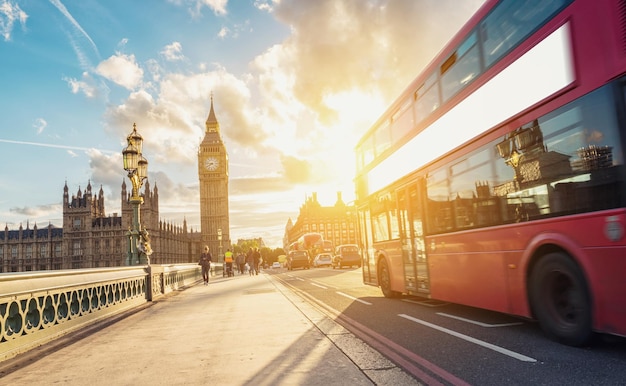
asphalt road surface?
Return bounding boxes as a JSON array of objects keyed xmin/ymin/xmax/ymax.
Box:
[{"xmin": 267, "ymin": 265, "xmax": 626, "ymax": 386}]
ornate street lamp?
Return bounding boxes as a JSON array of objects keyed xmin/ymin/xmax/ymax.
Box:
[{"xmin": 122, "ymin": 123, "xmax": 152, "ymax": 265}]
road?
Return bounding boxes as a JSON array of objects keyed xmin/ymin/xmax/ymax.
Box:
[{"xmin": 265, "ymin": 265, "xmax": 626, "ymax": 386}]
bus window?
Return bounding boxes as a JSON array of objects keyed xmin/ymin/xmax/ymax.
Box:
[
  {"xmin": 481, "ymin": 0, "xmax": 569, "ymax": 67},
  {"xmin": 372, "ymin": 212, "xmax": 389, "ymax": 242},
  {"xmin": 375, "ymin": 120, "xmax": 392, "ymax": 157},
  {"xmin": 414, "ymin": 71, "xmax": 440, "ymax": 124},
  {"xmin": 371, "ymin": 193, "xmax": 395, "ymax": 242},
  {"xmin": 357, "ymin": 134, "xmax": 375, "ymax": 171},
  {"xmin": 389, "ymin": 208, "xmax": 400, "ymax": 240},
  {"xmin": 426, "ymin": 168, "xmax": 453, "ymax": 233},
  {"xmin": 492, "ymin": 85, "xmax": 624, "ymax": 221},
  {"xmin": 449, "ymin": 149, "xmax": 493, "ymax": 229},
  {"xmin": 440, "ymin": 31, "xmax": 480, "ymax": 102},
  {"xmin": 390, "ymin": 98, "xmax": 414, "ymax": 144}
]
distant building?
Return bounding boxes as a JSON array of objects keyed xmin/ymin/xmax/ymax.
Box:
[
  {"xmin": 284, "ymin": 192, "xmax": 357, "ymax": 251},
  {"xmin": 0, "ymin": 180, "xmax": 200, "ymax": 273},
  {"xmin": 235, "ymin": 238, "xmax": 266, "ymax": 249}
]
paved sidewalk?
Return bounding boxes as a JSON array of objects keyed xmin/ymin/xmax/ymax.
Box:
[{"xmin": 0, "ymin": 270, "xmax": 420, "ymax": 385}]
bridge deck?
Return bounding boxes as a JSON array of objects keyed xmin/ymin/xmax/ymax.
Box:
[{"xmin": 0, "ymin": 271, "xmax": 419, "ymax": 385}]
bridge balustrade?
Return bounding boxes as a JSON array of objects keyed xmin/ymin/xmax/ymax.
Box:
[{"xmin": 0, "ymin": 264, "xmax": 203, "ymax": 362}]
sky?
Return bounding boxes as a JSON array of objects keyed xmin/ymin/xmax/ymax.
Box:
[{"xmin": 0, "ymin": 0, "xmax": 484, "ymax": 248}]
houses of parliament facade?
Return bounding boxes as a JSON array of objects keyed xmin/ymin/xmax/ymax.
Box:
[{"xmin": 0, "ymin": 179, "xmax": 201, "ymax": 273}]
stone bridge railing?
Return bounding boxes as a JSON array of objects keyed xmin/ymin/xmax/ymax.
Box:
[{"xmin": 0, "ymin": 263, "xmax": 217, "ymax": 362}]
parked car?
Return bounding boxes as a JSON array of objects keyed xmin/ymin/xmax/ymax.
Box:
[
  {"xmin": 287, "ymin": 250, "xmax": 310, "ymax": 270},
  {"xmin": 271, "ymin": 261, "xmax": 282, "ymax": 269},
  {"xmin": 332, "ymin": 244, "xmax": 362, "ymax": 269},
  {"xmin": 313, "ymin": 253, "xmax": 333, "ymax": 268}
]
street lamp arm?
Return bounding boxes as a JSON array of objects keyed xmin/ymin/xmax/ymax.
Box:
[{"xmin": 127, "ymin": 169, "xmax": 144, "ymax": 198}]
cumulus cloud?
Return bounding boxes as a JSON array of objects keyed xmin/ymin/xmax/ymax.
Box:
[
  {"xmin": 0, "ymin": 0, "xmax": 28, "ymax": 41},
  {"xmin": 96, "ymin": 53, "xmax": 144, "ymax": 90},
  {"xmin": 10, "ymin": 203, "xmax": 61, "ymax": 222},
  {"xmin": 217, "ymin": 27, "xmax": 229, "ymax": 39},
  {"xmin": 87, "ymin": 149, "xmax": 121, "ymax": 187},
  {"xmin": 170, "ymin": 0, "xmax": 228, "ymax": 17},
  {"xmin": 148, "ymin": 170, "xmax": 198, "ymax": 207},
  {"xmin": 160, "ymin": 42, "xmax": 185, "ymax": 61},
  {"xmin": 103, "ymin": 67, "xmax": 265, "ymax": 168},
  {"xmin": 203, "ymin": 0, "xmax": 228, "ymax": 15},
  {"xmin": 253, "ymin": 1, "xmax": 273, "ymax": 12},
  {"xmin": 281, "ymin": 155, "xmax": 311, "ymax": 184}
]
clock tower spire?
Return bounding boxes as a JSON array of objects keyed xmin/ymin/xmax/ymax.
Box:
[
  {"xmin": 198, "ymin": 94, "xmax": 230, "ymax": 259},
  {"xmin": 205, "ymin": 93, "xmax": 220, "ymax": 133}
]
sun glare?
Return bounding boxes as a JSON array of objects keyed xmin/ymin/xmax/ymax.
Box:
[{"xmin": 324, "ymin": 89, "xmax": 385, "ymax": 138}]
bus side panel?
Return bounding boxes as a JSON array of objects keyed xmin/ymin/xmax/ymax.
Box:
[
  {"xmin": 586, "ymin": 247, "xmax": 626, "ymax": 336},
  {"xmin": 388, "ymin": 246, "xmax": 406, "ymax": 294},
  {"xmin": 425, "ymin": 210, "xmax": 626, "ymax": 337},
  {"xmin": 426, "ymin": 236, "xmax": 512, "ymax": 313}
]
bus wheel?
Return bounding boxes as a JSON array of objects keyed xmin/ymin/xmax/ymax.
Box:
[
  {"xmin": 379, "ymin": 259, "xmax": 399, "ymax": 298},
  {"xmin": 530, "ymin": 252, "xmax": 593, "ymax": 346}
]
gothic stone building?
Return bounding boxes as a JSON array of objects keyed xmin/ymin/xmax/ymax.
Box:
[
  {"xmin": 284, "ymin": 192, "xmax": 358, "ymax": 251},
  {"xmin": 0, "ymin": 180, "xmax": 200, "ymax": 272}
]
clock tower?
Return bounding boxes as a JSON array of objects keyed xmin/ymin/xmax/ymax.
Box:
[{"xmin": 198, "ymin": 95, "xmax": 231, "ymax": 260}]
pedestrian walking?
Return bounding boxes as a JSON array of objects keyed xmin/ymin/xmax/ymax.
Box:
[
  {"xmin": 246, "ymin": 248, "xmax": 256, "ymax": 276},
  {"xmin": 198, "ymin": 246, "xmax": 212, "ymax": 285},
  {"xmin": 253, "ymin": 248, "xmax": 261, "ymax": 275},
  {"xmin": 236, "ymin": 252, "xmax": 245, "ymax": 275}
]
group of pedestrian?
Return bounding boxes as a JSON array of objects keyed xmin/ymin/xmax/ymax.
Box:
[
  {"xmin": 245, "ymin": 248, "xmax": 262, "ymax": 276},
  {"xmin": 199, "ymin": 246, "xmax": 263, "ymax": 284}
]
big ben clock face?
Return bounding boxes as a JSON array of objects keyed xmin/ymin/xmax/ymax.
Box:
[{"xmin": 204, "ymin": 156, "xmax": 219, "ymax": 171}]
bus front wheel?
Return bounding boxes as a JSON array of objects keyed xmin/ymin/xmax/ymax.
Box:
[
  {"xmin": 529, "ymin": 252, "xmax": 593, "ymax": 346},
  {"xmin": 379, "ymin": 259, "xmax": 399, "ymax": 298}
]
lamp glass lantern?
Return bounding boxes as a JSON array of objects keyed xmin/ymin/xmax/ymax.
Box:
[
  {"xmin": 127, "ymin": 125, "xmax": 143, "ymax": 155},
  {"xmin": 123, "ymin": 143, "xmax": 139, "ymax": 171},
  {"xmin": 137, "ymin": 156, "xmax": 148, "ymax": 179}
]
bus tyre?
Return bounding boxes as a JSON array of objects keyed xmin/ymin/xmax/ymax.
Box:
[
  {"xmin": 379, "ymin": 259, "xmax": 399, "ymax": 298},
  {"xmin": 530, "ymin": 252, "xmax": 593, "ymax": 346}
]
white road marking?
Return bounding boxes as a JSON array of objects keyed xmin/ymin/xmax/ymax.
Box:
[
  {"xmin": 402, "ymin": 298, "xmax": 449, "ymax": 307},
  {"xmin": 311, "ymin": 282, "xmax": 328, "ymax": 289},
  {"xmin": 311, "ymin": 280, "xmax": 338, "ymax": 289},
  {"xmin": 399, "ymin": 314, "xmax": 537, "ymax": 362},
  {"xmin": 437, "ymin": 312, "xmax": 523, "ymax": 328},
  {"xmin": 337, "ymin": 291, "xmax": 373, "ymax": 305}
]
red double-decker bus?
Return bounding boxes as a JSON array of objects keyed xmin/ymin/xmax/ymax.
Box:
[
  {"xmin": 355, "ymin": 0, "xmax": 626, "ymax": 346},
  {"xmin": 292, "ymin": 232, "xmax": 325, "ymax": 259}
]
